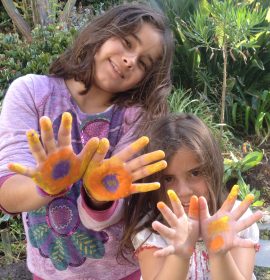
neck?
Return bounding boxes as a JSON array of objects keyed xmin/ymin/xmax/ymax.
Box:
[{"xmin": 65, "ymin": 79, "xmax": 112, "ymax": 114}]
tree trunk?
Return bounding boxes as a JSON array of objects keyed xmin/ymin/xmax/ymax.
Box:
[
  {"xmin": 220, "ymin": 43, "xmax": 228, "ymax": 138},
  {"xmin": 1, "ymin": 0, "xmax": 32, "ymax": 42},
  {"xmin": 59, "ymin": 0, "xmax": 77, "ymax": 27},
  {"xmin": 30, "ymin": 0, "xmax": 52, "ymax": 27}
]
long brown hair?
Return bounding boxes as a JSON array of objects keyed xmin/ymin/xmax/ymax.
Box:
[
  {"xmin": 49, "ymin": 3, "xmax": 174, "ymax": 127},
  {"xmin": 119, "ymin": 113, "xmax": 226, "ymax": 257}
]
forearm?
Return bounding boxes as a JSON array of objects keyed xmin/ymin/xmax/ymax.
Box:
[
  {"xmin": 155, "ymin": 255, "xmax": 190, "ymax": 280},
  {"xmin": 209, "ymin": 252, "xmax": 247, "ymax": 280},
  {"xmin": 0, "ymin": 175, "xmax": 53, "ymax": 213}
]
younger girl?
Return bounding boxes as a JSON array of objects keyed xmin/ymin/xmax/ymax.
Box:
[
  {"xmin": 0, "ymin": 3, "xmax": 173, "ymax": 279},
  {"xmin": 121, "ymin": 113, "xmax": 262, "ymax": 280}
]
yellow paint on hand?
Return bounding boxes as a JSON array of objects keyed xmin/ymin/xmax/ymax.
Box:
[
  {"xmin": 209, "ymin": 235, "xmax": 224, "ymax": 252},
  {"xmin": 97, "ymin": 138, "xmax": 109, "ymax": 154},
  {"xmin": 167, "ymin": 189, "xmax": 180, "ymax": 202},
  {"xmin": 40, "ymin": 117, "xmax": 52, "ymax": 131},
  {"xmin": 61, "ymin": 112, "xmax": 72, "ymax": 129},
  {"xmin": 240, "ymin": 193, "xmax": 254, "ymax": 207},
  {"xmin": 145, "ymin": 150, "xmax": 165, "ymax": 162},
  {"xmin": 133, "ymin": 183, "xmax": 160, "ymax": 193},
  {"xmin": 8, "ymin": 163, "xmax": 26, "ymax": 174},
  {"xmin": 26, "ymin": 129, "xmax": 40, "ymax": 144},
  {"xmin": 130, "ymin": 136, "xmax": 149, "ymax": 153},
  {"xmin": 207, "ymin": 216, "xmax": 230, "ymax": 235},
  {"xmin": 228, "ymin": 185, "xmax": 239, "ymax": 201},
  {"xmin": 146, "ymin": 160, "xmax": 167, "ymax": 174}
]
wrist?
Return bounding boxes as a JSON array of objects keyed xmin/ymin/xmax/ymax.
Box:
[
  {"xmin": 82, "ymin": 185, "xmax": 113, "ymax": 210},
  {"xmin": 35, "ymin": 185, "xmax": 70, "ymax": 198}
]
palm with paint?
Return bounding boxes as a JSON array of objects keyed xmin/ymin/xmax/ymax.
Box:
[
  {"xmin": 83, "ymin": 136, "xmax": 167, "ymax": 201},
  {"xmin": 199, "ymin": 185, "xmax": 262, "ymax": 255},
  {"xmin": 8, "ymin": 112, "xmax": 100, "ymax": 196}
]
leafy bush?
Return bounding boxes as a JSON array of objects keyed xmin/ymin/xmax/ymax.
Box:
[
  {"xmin": 224, "ymin": 150, "xmax": 264, "ymax": 207},
  {"xmin": 0, "ymin": 24, "xmax": 77, "ymax": 102}
]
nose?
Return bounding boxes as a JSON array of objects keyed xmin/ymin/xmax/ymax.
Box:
[
  {"xmin": 175, "ymin": 181, "xmax": 193, "ymax": 199},
  {"xmin": 122, "ymin": 54, "xmax": 137, "ymax": 69}
]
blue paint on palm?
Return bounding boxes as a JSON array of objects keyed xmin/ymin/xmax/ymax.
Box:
[
  {"xmin": 52, "ymin": 160, "xmax": 71, "ymax": 179},
  {"xmin": 102, "ymin": 174, "xmax": 119, "ymax": 192}
]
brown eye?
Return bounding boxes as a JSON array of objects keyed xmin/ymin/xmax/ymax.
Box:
[{"xmin": 123, "ymin": 38, "xmax": 132, "ymax": 48}]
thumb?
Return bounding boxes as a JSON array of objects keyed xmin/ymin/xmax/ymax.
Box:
[
  {"xmin": 78, "ymin": 137, "xmax": 100, "ymax": 174},
  {"xmin": 199, "ymin": 196, "xmax": 211, "ymax": 221}
]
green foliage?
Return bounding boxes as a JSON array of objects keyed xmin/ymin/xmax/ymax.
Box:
[
  {"xmin": 0, "ymin": 24, "xmax": 77, "ymax": 101},
  {"xmin": 159, "ymin": 0, "xmax": 270, "ymax": 141},
  {"xmin": 224, "ymin": 150, "xmax": 264, "ymax": 206}
]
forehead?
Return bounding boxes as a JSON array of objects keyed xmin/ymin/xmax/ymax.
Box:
[
  {"xmin": 131, "ymin": 22, "xmax": 163, "ymax": 61},
  {"xmin": 164, "ymin": 147, "xmax": 201, "ymax": 174}
]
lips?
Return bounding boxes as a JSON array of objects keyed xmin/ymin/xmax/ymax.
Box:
[{"xmin": 109, "ymin": 59, "xmax": 124, "ymax": 79}]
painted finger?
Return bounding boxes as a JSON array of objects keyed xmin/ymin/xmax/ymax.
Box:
[
  {"xmin": 40, "ymin": 116, "xmax": 56, "ymax": 153},
  {"xmin": 152, "ymin": 220, "xmax": 175, "ymax": 240},
  {"xmin": 131, "ymin": 160, "xmax": 167, "ymax": 181},
  {"xmin": 130, "ymin": 183, "xmax": 160, "ymax": 194},
  {"xmin": 156, "ymin": 201, "xmax": 179, "ymax": 229},
  {"xmin": 153, "ymin": 245, "xmax": 175, "ymax": 257},
  {"xmin": 58, "ymin": 112, "xmax": 72, "ymax": 147},
  {"xmin": 126, "ymin": 150, "xmax": 165, "ymax": 172},
  {"xmin": 114, "ymin": 136, "xmax": 149, "ymax": 162},
  {"xmin": 233, "ymin": 236, "xmax": 258, "ymax": 249},
  {"xmin": 198, "ymin": 196, "xmax": 211, "ymax": 221},
  {"xmin": 26, "ymin": 129, "xmax": 47, "ymax": 163},
  {"xmin": 78, "ymin": 137, "xmax": 100, "ymax": 174},
  {"xmin": 236, "ymin": 210, "xmax": 263, "ymax": 233},
  {"xmin": 167, "ymin": 189, "xmax": 185, "ymax": 218},
  {"xmin": 231, "ymin": 194, "xmax": 254, "ymax": 220},
  {"xmin": 8, "ymin": 163, "xmax": 36, "ymax": 178},
  {"xmin": 220, "ymin": 185, "xmax": 239, "ymax": 212},
  {"xmin": 188, "ymin": 195, "xmax": 199, "ymax": 220},
  {"xmin": 91, "ymin": 138, "xmax": 110, "ymax": 163}
]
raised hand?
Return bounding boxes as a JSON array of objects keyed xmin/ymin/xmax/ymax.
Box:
[
  {"xmin": 83, "ymin": 136, "xmax": 167, "ymax": 201},
  {"xmin": 8, "ymin": 112, "xmax": 99, "ymax": 196},
  {"xmin": 152, "ymin": 190, "xmax": 199, "ymax": 259},
  {"xmin": 199, "ymin": 185, "xmax": 263, "ymax": 255}
]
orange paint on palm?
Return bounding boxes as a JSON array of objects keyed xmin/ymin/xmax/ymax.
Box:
[
  {"xmin": 167, "ymin": 189, "xmax": 180, "ymax": 203},
  {"xmin": 188, "ymin": 195, "xmax": 199, "ymax": 220},
  {"xmin": 84, "ymin": 157, "xmax": 132, "ymax": 201},
  {"xmin": 130, "ymin": 136, "xmax": 149, "ymax": 153},
  {"xmin": 37, "ymin": 147, "xmax": 80, "ymax": 194},
  {"xmin": 61, "ymin": 112, "xmax": 72, "ymax": 129},
  {"xmin": 207, "ymin": 216, "xmax": 230, "ymax": 235},
  {"xmin": 26, "ymin": 130, "xmax": 40, "ymax": 145},
  {"xmin": 209, "ymin": 235, "xmax": 224, "ymax": 252},
  {"xmin": 228, "ymin": 185, "xmax": 239, "ymax": 201},
  {"xmin": 146, "ymin": 160, "xmax": 167, "ymax": 175}
]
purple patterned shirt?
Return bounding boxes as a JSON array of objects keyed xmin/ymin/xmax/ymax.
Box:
[{"xmin": 0, "ymin": 74, "xmax": 141, "ymax": 279}]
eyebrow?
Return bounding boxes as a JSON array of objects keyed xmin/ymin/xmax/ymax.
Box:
[{"xmin": 131, "ymin": 33, "xmax": 154, "ymax": 65}]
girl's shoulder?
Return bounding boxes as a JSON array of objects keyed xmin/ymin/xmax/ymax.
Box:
[{"xmin": 6, "ymin": 74, "xmax": 70, "ymax": 110}]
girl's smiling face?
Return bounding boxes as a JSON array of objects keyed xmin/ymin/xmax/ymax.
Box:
[
  {"xmin": 93, "ymin": 23, "xmax": 162, "ymax": 95},
  {"xmin": 162, "ymin": 146, "xmax": 210, "ymax": 213}
]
